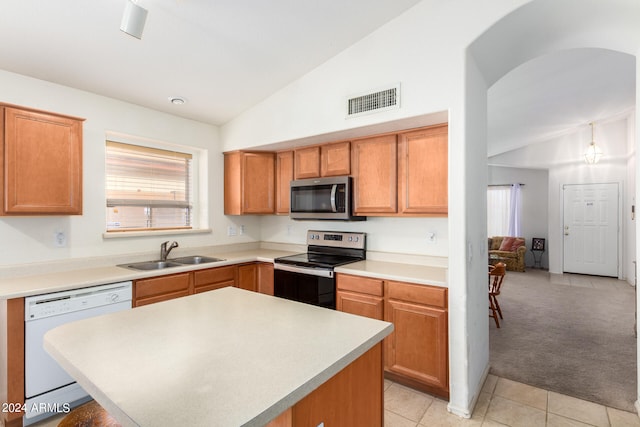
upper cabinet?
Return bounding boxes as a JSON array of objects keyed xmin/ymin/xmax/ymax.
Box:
[
  {"xmin": 276, "ymin": 151, "xmax": 294, "ymax": 215},
  {"xmin": 351, "ymin": 134, "xmax": 398, "ymax": 215},
  {"xmin": 351, "ymin": 124, "xmax": 448, "ymax": 217},
  {"xmin": 293, "ymin": 141, "xmax": 351, "ymax": 180},
  {"xmin": 1, "ymin": 105, "xmax": 84, "ymax": 215},
  {"xmin": 224, "ymin": 124, "xmax": 447, "ymax": 218},
  {"xmin": 294, "ymin": 146, "xmax": 320, "ymax": 179},
  {"xmin": 398, "ymin": 124, "xmax": 448, "ymax": 215},
  {"xmin": 321, "ymin": 141, "xmax": 350, "ymax": 177},
  {"xmin": 224, "ymin": 151, "xmax": 275, "ymax": 215}
]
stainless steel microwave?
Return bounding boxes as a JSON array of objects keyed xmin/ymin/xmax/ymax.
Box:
[{"xmin": 289, "ymin": 176, "xmax": 365, "ymax": 221}]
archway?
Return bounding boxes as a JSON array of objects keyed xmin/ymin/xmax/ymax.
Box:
[{"xmin": 465, "ymin": 0, "xmax": 640, "ymax": 415}]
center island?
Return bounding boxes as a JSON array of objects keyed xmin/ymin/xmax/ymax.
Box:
[{"xmin": 44, "ymin": 286, "xmax": 393, "ymax": 426}]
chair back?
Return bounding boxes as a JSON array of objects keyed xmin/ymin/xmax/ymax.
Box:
[{"xmin": 489, "ymin": 262, "xmax": 506, "ymax": 295}]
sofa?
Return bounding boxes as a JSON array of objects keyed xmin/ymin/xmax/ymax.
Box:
[{"xmin": 488, "ymin": 236, "xmax": 527, "ymax": 272}]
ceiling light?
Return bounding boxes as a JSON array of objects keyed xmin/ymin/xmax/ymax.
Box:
[
  {"xmin": 584, "ymin": 122, "xmax": 603, "ymax": 165},
  {"xmin": 120, "ymin": 0, "xmax": 148, "ymax": 40},
  {"xmin": 169, "ymin": 97, "xmax": 187, "ymax": 105}
]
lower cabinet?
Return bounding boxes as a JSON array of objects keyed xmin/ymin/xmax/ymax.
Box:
[
  {"xmin": 265, "ymin": 343, "xmax": 383, "ymax": 427},
  {"xmin": 133, "ymin": 262, "xmax": 276, "ymax": 306},
  {"xmin": 336, "ymin": 274, "xmax": 449, "ymax": 399},
  {"xmin": 133, "ymin": 272, "xmax": 191, "ymax": 307},
  {"xmin": 194, "ymin": 265, "xmax": 235, "ymax": 293}
]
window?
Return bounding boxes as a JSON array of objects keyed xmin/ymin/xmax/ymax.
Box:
[
  {"xmin": 487, "ymin": 184, "xmax": 523, "ymax": 237},
  {"xmin": 106, "ymin": 141, "xmax": 193, "ymax": 232},
  {"xmin": 487, "ymin": 186, "xmax": 511, "ymax": 236}
]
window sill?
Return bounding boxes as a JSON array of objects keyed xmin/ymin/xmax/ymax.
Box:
[{"xmin": 102, "ymin": 228, "xmax": 212, "ymax": 239}]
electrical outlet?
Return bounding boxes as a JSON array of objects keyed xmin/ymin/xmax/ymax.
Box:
[
  {"xmin": 287, "ymin": 224, "xmax": 294, "ymax": 235},
  {"xmin": 227, "ymin": 226, "xmax": 237, "ymax": 236},
  {"xmin": 54, "ymin": 231, "xmax": 66, "ymax": 247},
  {"xmin": 239, "ymin": 225, "xmax": 245, "ymax": 235}
]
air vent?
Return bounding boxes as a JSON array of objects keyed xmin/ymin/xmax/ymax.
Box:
[{"xmin": 347, "ymin": 84, "xmax": 400, "ymax": 117}]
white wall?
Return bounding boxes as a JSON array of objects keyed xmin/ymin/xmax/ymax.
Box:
[
  {"xmin": 219, "ymin": 1, "xmax": 530, "ymax": 416},
  {"xmin": 488, "ymin": 166, "xmax": 549, "ymax": 268},
  {"xmin": 0, "ymin": 69, "xmax": 264, "ymax": 267}
]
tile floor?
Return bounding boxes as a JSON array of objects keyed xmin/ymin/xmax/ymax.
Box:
[
  {"xmin": 28, "ymin": 375, "xmax": 640, "ymax": 426},
  {"xmin": 385, "ymin": 375, "xmax": 640, "ymax": 427}
]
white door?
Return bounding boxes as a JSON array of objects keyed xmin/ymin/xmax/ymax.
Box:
[{"xmin": 563, "ymin": 183, "xmax": 619, "ymax": 277}]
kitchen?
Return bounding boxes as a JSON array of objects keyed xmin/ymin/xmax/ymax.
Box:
[{"xmin": 2, "ymin": 1, "xmax": 640, "ymax": 426}]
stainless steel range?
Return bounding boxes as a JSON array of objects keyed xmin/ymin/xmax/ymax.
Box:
[{"xmin": 274, "ymin": 230, "xmax": 366, "ymax": 309}]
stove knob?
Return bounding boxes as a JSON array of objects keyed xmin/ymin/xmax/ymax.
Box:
[{"xmin": 315, "ymin": 234, "xmax": 320, "ymax": 240}]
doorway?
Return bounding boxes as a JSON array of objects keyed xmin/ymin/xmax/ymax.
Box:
[{"xmin": 563, "ymin": 183, "xmax": 620, "ymax": 277}]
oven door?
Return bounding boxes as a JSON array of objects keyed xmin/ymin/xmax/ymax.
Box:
[{"xmin": 274, "ymin": 264, "xmax": 335, "ymax": 309}]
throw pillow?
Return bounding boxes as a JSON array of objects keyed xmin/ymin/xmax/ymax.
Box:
[
  {"xmin": 511, "ymin": 238, "xmax": 525, "ymax": 251},
  {"xmin": 490, "ymin": 238, "xmax": 502, "ymax": 250},
  {"xmin": 499, "ymin": 236, "xmax": 516, "ymax": 251}
]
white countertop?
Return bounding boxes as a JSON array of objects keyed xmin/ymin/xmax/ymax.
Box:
[
  {"xmin": 0, "ymin": 249, "xmax": 296, "ymax": 299},
  {"xmin": 335, "ymin": 260, "xmax": 447, "ymax": 287},
  {"xmin": 44, "ymin": 287, "xmax": 394, "ymax": 427},
  {"xmin": 0, "ymin": 247, "xmax": 448, "ymax": 300}
]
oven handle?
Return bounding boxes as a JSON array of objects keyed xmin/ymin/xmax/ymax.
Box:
[
  {"xmin": 330, "ymin": 184, "xmax": 337, "ymax": 212},
  {"xmin": 274, "ymin": 263, "xmax": 334, "ymax": 278}
]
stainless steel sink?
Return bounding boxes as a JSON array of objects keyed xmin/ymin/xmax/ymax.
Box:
[
  {"xmin": 119, "ymin": 255, "xmax": 225, "ymax": 271},
  {"xmin": 169, "ymin": 255, "xmax": 225, "ymax": 264},
  {"xmin": 120, "ymin": 260, "xmax": 184, "ymax": 270}
]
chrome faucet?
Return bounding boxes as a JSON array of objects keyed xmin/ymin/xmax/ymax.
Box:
[{"xmin": 160, "ymin": 241, "xmax": 179, "ymax": 261}]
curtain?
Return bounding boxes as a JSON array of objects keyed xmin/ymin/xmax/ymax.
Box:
[
  {"xmin": 507, "ymin": 183, "xmax": 522, "ymax": 237},
  {"xmin": 487, "ymin": 186, "xmax": 511, "ymax": 236}
]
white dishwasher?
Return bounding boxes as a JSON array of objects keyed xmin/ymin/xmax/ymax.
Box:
[{"xmin": 24, "ymin": 281, "xmax": 132, "ymax": 424}]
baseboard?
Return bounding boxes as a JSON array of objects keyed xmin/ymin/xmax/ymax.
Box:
[
  {"xmin": 447, "ymin": 364, "xmax": 490, "ymax": 419},
  {"xmin": 634, "ymin": 399, "xmax": 640, "ymax": 418}
]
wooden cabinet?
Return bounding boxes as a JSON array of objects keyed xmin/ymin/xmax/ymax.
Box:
[
  {"xmin": 385, "ymin": 280, "xmax": 448, "ymax": 397},
  {"xmin": 294, "ymin": 146, "xmax": 320, "ymax": 179},
  {"xmin": 398, "ymin": 124, "xmax": 448, "ymax": 215},
  {"xmin": 258, "ymin": 262, "xmax": 275, "ymax": 295},
  {"xmin": 275, "ymin": 151, "xmax": 294, "ymax": 215},
  {"xmin": 351, "ymin": 134, "xmax": 397, "ymax": 215},
  {"xmin": 336, "ymin": 274, "xmax": 384, "ymax": 320},
  {"xmin": 224, "ymin": 151, "xmax": 275, "ymax": 215},
  {"xmin": 321, "ymin": 141, "xmax": 350, "ymax": 177},
  {"xmin": 294, "ymin": 141, "xmax": 350, "ymax": 180},
  {"xmin": 194, "ymin": 265, "xmax": 235, "ymax": 293},
  {"xmin": 1, "ymin": 106, "xmax": 83, "ymax": 215},
  {"xmin": 133, "ymin": 272, "xmax": 192, "ymax": 307},
  {"xmin": 336, "ymin": 273, "xmax": 449, "ymax": 399},
  {"xmin": 266, "ymin": 344, "xmax": 383, "ymax": 427},
  {"xmin": 1, "ymin": 298, "xmax": 25, "ymax": 427},
  {"xmin": 237, "ymin": 263, "xmax": 258, "ymax": 292}
]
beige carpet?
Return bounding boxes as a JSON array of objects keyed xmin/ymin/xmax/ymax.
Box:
[{"xmin": 489, "ymin": 269, "xmax": 637, "ymax": 412}]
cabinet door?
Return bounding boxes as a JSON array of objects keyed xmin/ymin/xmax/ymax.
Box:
[
  {"xmin": 224, "ymin": 151, "xmax": 275, "ymax": 215},
  {"xmin": 385, "ymin": 298, "xmax": 448, "ymax": 392},
  {"xmin": 337, "ymin": 291, "xmax": 384, "ymax": 320},
  {"xmin": 242, "ymin": 152, "xmax": 275, "ymax": 214},
  {"xmin": 194, "ymin": 265, "xmax": 236, "ymax": 294},
  {"xmin": 321, "ymin": 141, "xmax": 350, "ymax": 177},
  {"xmin": 134, "ymin": 273, "xmax": 191, "ymax": 307},
  {"xmin": 276, "ymin": 151, "xmax": 294, "ymax": 214},
  {"xmin": 237, "ymin": 263, "xmax": 258, "ymax": 292},
  {"xmin": 398, "ymin": 124, "xmax": 448, "ymax": 215},
  {"xmin": 351, "ymin": 135, "xmax": 397, "ymax": 214},
  {"xmin": 2, "ymin": 107, "xmax": 83, "ymax": 215},
  {"xmin": 294, "ymin": 146, "xmax": 320, "ymax": 179},
  {"xmin": 258, "ymin": 262, "xmax": 274, "ymax": 295}
]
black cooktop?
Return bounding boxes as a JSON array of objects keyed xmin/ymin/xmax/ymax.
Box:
[{"xmin": 275, "ymin": 252, "xmax": 362, "ymax": 269}]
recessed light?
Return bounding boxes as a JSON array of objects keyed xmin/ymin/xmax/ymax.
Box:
[{"xmin": 169, "ymin": 96, "xmax": 187, "ymax": 105}]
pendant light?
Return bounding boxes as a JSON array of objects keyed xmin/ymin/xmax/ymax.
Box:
[{"xmin": 584, "ymin": 122, "xmax": 603, "ymax": 164}]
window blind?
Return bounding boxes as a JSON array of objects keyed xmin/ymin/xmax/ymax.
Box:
[{"xmin": 106, "ymin": 141, "xmax": 193, "ymax": 231}]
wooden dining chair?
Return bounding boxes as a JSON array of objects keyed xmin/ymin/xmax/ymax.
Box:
[{"xmin": 488, "ymin": 262, "xmax": 506, "ymax": 328}]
